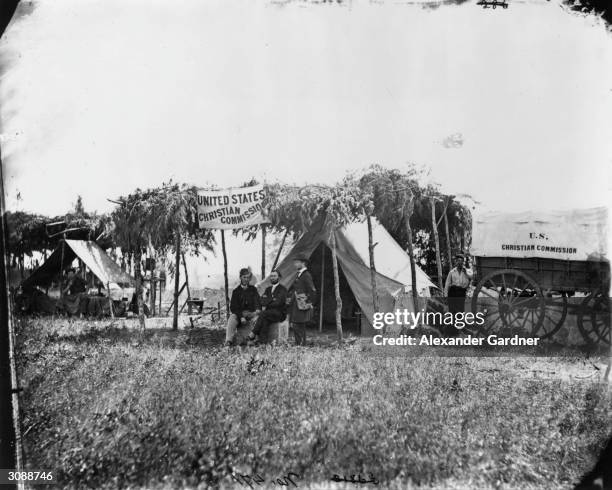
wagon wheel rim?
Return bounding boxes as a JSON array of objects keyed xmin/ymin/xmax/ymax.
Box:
[
  {"xmin": 471, "ymin": 269, "xmax": 545, "ymax": 337},
  {"xmin": 578, "ymin": 291, "xmax": 611, "ymax": 345},
  {"xmin": 536, "ymin": 291, "xmax": 568, "ymax": 339},
  {"xmin": 579, "ymin": 291, "xmax": 611, "ymax": 345}
]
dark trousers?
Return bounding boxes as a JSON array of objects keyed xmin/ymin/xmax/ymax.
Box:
[
  {"xmin": 291, "ymin": 322, "xmax": 307, "ymax": 345},
  {"xmin": 252, "ymin": 309, "xmax": 285, "ymax": 336},
  {"xmin": 448, "ymin": 286, "xmax": 467, "ymax": 334}
]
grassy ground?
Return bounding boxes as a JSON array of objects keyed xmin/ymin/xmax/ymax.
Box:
[{"xmin": 14, "ymin": 317, "xmax": 612, "ymax": 489}]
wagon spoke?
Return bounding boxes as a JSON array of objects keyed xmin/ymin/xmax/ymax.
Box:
[
  {"xmin": 510, "ymin": 272, "xmax": 519, "ymax": 291},
  {"xmin": 485, "ymin": 311, "xmax": 503, "ymax": 331},
  {"xmin": 520, "ymin": 310, "xmax": 531, "ymax": 332},
  {"xmin": 511, "ymin": 296, "xmax": 534, "ymax": 308}
]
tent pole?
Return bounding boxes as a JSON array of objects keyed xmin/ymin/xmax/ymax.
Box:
[
  {"xmin": 172, "ymin": 233, "xmax": 181, "ymax": 330},
  {"xmin": 221, "ymin": 230, "xmax": 230, "ymax": 318},
  {"xmin": 366, "ymin": 214, "xmax": 379, "ymax": 319},
  {"xmin": 107, "ymin": 282, "xmax": 114, "ymax": 319},
  {"xmin": 329, "ymin": 224, "xmax": 343, "ymax": 341},
  {"xmin": 319, "ymin": 245, "xmax": 325, "ymax": 332},
  {"xmin": 59, "ymin": 237, "xmax": 65, "ymax": 300},
  {"xmin": 261, "ymin": 224, "xmax": 266, "ymax": 280}
]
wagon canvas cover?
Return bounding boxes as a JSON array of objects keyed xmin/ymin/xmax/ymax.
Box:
[{"xmin": 470, "ymin": 207, "xmax": 609, "ymax": 262}]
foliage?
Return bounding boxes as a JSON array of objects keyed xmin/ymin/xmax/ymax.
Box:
[
  {"xmin": 352, "ymin": 165, "xmax": 472, "ymax": 275},
  {"xmin": 5, "ymin": 209, "xmax": 114, "ymax": 259},
  {"xmin": 16, "ymin": 317, "xmax": 612, "ymax": 489},
  {"xmin": 110, "ymin": 182, "xmax": 215, "ymax": 258},
  {"xmin": 264, "ymin": 180, "xmax": 365, "ymax": 236},
  {"xmin": 5, "ymin": 211, "xmax": 50, "ymax": 258}
]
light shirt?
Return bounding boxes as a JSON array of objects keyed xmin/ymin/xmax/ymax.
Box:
[
  {"xmin": 271, "ymin": 283, "xmax": 279, "ymax": 294},
  {"xmin": 297, "ymin": 267, "xmax": 307, "ymax": 277},
  {"xmin": 444, "ymin": 267, "xmax": 473, "ymax": 296}
]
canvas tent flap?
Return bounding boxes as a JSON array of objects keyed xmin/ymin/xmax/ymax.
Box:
[
  {"xmin": 470, "ymin": 207, "xmax": 609, "ymax": 262},
  {"xmin": 22, "ymin": 240, "xmax": 135, "ymax": 289},
  {"xmin": 335, "ymin": 219, "xmax": 436, "ymax": 293}
]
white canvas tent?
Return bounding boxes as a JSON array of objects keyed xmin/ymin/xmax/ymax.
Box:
[
  {"xmin": 259, "ymin": 217, "xmax": 435, "ymax": 336},
  {"xmin": 21, "ymin": 239, "xmax": 135, "ymax": 300}
]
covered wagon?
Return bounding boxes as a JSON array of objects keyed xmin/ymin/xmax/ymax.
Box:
[{"xmin": 469, "ymin": 207, "xmax": 610, "ymax": 344}]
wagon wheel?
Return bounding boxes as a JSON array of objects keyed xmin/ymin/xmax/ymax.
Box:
[
  {"xmin": 537, "ymin": 291, "xmax": 568, "ymax": 340},
  {"xmin": 577, "ymin": 291, "xmax": 611, "ymax": 346},
  {"xmin": 470, "ymin": 269, "xmax": 545, "ymax": 336}
]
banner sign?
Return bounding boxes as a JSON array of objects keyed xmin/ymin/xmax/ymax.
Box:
[
  {"xmin": 197, "ymin": 184, "xmax": 269, "ymax": 230},
  {"xmin": 470, "ymin": 207, "xmax": 608, "ymax": 262}
]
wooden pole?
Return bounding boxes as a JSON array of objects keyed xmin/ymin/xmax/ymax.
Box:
[
  {"xmin": 443, "ymin": 202, "xmax": 453, "ymax": 271},
  {"xmin": 173, "ymin": 233, "xmax": 181, "ymax": 330},
  {"xmin": 221, "ymin": 230, "xmax": 230, "ymax": 318},
  {"xmin": 404, "ymin": 197, "xmax": 419, "ymax": 306},
  {"xmin": 606, "ymin": 321, "xmax": 611, "ymax": 381},
  {"xmin": 59, "ymin": 238, "xmax": 65, "ymax": 299},
  {"xmin": 431, "ymin": 196, "xmax": 444, "ymax": 291},
  {"xmin": 181, "ymin": 252, "xmax": 191, "ymax": 315},
  {"xmin": 366, "ymin": 214, "xmax": 379, "ymax": 314},
  {"xmin": 261, "ymin": 224, "xmax": 266, "ymax": 280},
  {"xmin": 329, "ymin": 224, "xmax": 343, "ymax": 341},
  {"xmin": 318, "ymin": 245, "xmax": 325, "ymax": 332},
  {"xmin": 107, "ymin": 282, "xmax": 114, "ymax": 319},
  {"xmin": 134, "ymin": 249, "xmax": 146, "ymax": 331},
  {"xmin": 149, "ymin": 253, "xmax": 156, "ymax": 317},
  {"xmin": 0, "ymin": 152, "xmax": 18, "ymax": 477},
  {"xmin": 271, "ymin": 229, "xmax": 289, "ymax": 271},
  {"xmin": 158, "ymin": 278, "xmax": 163, "ymax": 316}
]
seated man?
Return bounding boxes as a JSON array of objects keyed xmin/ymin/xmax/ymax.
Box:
[
  {"xmin": 63, "ymin": 268, "xmax": 87, "ymax": 296},
  {"xmin": 225, "ymin": 268, "xmax": 261, "ymax": 346},
  {"xmin": 248, "ymin": 269, "xmax": 287, "ymax": 344}
]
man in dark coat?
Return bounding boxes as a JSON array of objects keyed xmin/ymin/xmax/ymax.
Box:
[
  {"xmin": 224, "ymin": 268, "xmax": 261, "ymax": 346},
  {"xmin": 287, "ymin": 255, "xmax": 317, "ymax": 346},
  {"xmin": 248, "ymin": 269, "xmax": 287, "ymax": 344}
]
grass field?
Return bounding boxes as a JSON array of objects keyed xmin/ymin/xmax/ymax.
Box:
[{"xmin": 14, "ymin": 317, "xmax": 612, "ymax": 489}]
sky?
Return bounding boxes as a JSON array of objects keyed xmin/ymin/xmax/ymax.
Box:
[
  {"xmin": 1, "ymin": 0, "xmax": 611, "ymax": 215},
  {"xmin": 1, "ymin": 0, "xmax": 611, "ymax": 283}
]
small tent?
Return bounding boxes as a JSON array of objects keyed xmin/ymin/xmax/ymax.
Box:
[
  {"xmin": 21, "ymin": 239, "xmax": 135, "ymax": 298},
  {"xmin": 258, "ymin": 217, "xmax": 435, "ymax": 336}
]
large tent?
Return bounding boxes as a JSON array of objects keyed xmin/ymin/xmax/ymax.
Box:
[
  {"xmin": 258, "ymin": 217, "xmax": 436, "ymax": 336},
  {"xmin": 21, "ymin": 239, "xmax": 135, "ymax": 296}
]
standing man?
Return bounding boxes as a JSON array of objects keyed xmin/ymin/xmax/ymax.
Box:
[
  {"xmin": 248, "ymin": 269, "xmax": 288, "ymax": 344},
  {"xmin": 287, "ymin": 255, "xmax": 317, "ymax": 346},
  {"xmin": 444, "ymin": 254, "xmax": 473, "ymax": 333},
  {"xmin": 224, "ymin": 268, "xmax": 261, "ymax": 346}
]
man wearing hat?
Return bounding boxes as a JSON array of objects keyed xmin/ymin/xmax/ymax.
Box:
[
  {"xmin": 287, "ymin": 254, "xmax": 317, "ymax": 346},
  {"xmin": 247, "ymin": 269, "xmax": 288, "ymax": 345},
  {"xmin": 224, "ymin": 267, "xmax": 261, "ymax": 346},
  {"xmin": 444, "ymin": 254, "xmax": 473, "ymax": 333}
]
